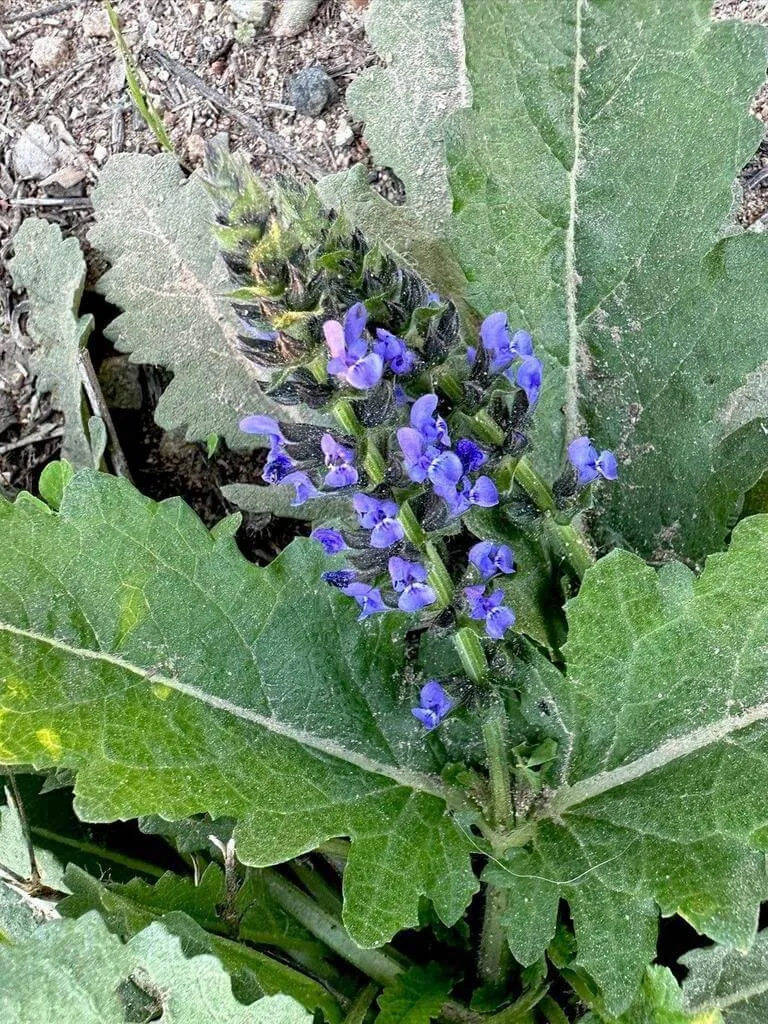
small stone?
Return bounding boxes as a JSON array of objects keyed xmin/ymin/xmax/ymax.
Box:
[
  {"xmin": 81, "ymin": 9, "xmax": 111, "ymax": 37},
  {"xmin": 11, "ymin": 123, "xmax": 58, "ymax": 181},
  {"xmin": 93, "ymin": 143, "xmax": 109, "ymax": 164},
  {"xmin": 40, "ymin": 165, "xmax": 87, "ymax": 196},
  {"xmin": 203, "ymin": 0, "xmax": 217, "ymax": 20},
  {"xmin": 286, "ymin": 66, "xmax": 336, "ymax": 117},
  {"xmin": 334, "ymin": 120, "xmax": 354, "ymax": 148},
  {"xmin": 186, "ymin": 133, "xmax": 206, "ymax": 163},
  {"xmin": 30, "ymin": 33, "xmax": 68, "ymax": 70},
  {"xmin": 228, "ymin": 0, "xmax": 271, "ymax": 26}
]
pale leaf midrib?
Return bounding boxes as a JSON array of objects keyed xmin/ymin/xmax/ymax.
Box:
[
  {"xmin": 550, "ymin": 697, "xmax": 768, "ymax": 815},
  {"xmin": 0, "ymin": 621, "xmax": 469, "ymax": 810},
  {"xmin": 691, "ymin": 975, "xmax": 768, "ymax": 1013}
]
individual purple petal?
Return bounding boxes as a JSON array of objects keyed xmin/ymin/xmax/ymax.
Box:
[
  {"xmin": 398, "ymin": 581, "xmax": 437, "ymax": 612},
  {"xmin": 411, "ymin": 394, "xmax": 450, "ymax": 447},
  {"xmin": 597, "ymin": 449, "xmax": 619, "ymax": 481},
  {"xmin": 480, "ymin": 311, "xmax": 514, "ymax": 372},
  {"xmin": 444, "ymin": 479, "xmax": 472, "ymax": 518},
  {"xmin": 263, "ymin": 449, "xmax": 294, "ymax": 484},
  {"xmin": 281, "ymin": 471, "xmax": 320, "ymax": 506},
  {"xmin": 466, "ymin": 345, "xmax": 477, "ymax": 367},
  {"xmin": 343, "ymin": 302, "xmax": 368, "ymax": 350},
  {"xmin": 426, "ymin": 292, "xmax": 441, "ymax": 305},
  {"xmin": 567, "ymin": 436, "xmax": 600, "ymax": 486},
  {"xmin": 420, "ymin": 681, "xmax": 454, "ymax": 718},
  {"xmin": 428, "ymin": 451, "xmax": 464, "ymax": 497},
  {"xmin": 516, "ymin": 356, "xmax": 543, "ymax": 407},
  {"xmin": 371, "ymin": 517, "xmax": 405, "ymax": 549},
  {"xmin": 456, "ymin": 438, "xmax": 487, "ymax": 474},
  {"xmin": 464, "ymin": 584, "xmax": 488, "ymax": 619},
  {"xmin": 486, "ymin": 604, "xmax": 516, "ymax": 639},
  {"xmin": 511, "ymin": 330, "xmax": 534, "ymax": 358},
  {"xmin": 397, "ymin": 427, "xmax": 434, "ymax": 483},
  {"xmin": 411, "ymin": 706, "xmax": 440, "ymax": 730},
  {"xmin": 322, "ymin": 569, "xmax": 357, "ymax": 588},
  {"xmin": 239, "ymin": 414, "xmax": 285, "ymax": 441},
  {"xmin": 346, "ymin": 352, "xmax": 384, "ymax": 391},
  {"xmin": 469, "ymin": 475, "xmax": 499, "ymax": 508},
  {"xmin": 323, "ymin": 319, "xmax": 346, "ymax": 360},
  {"xmin": 311, "ymin": 528, "xmax": 348, "ymax": 554},
  {"xmin": 342, "ymin": 581, "xmax": 388, "ymax": 620},
  {"xmin": 325, "ymin": 464, "xmax": 358, "ymax": 488}
]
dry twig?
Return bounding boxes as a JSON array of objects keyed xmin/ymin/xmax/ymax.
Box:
[{"xmin": 0, "ymin": 0, "xmax": 86, "ymax": 24}]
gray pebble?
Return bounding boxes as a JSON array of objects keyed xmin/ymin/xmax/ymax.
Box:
[{"xmin": 286, "ymin": 66, "xmax": 336, "ymax": 117}]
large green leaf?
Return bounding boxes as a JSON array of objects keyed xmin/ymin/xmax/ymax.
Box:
[
  {"xmin": 487, "ymin": 515, "xmax": 768, "ymax": 1011},
  {"xmin": 60, "ymin": 864, "xmax": 342, "ymax": 1020},
  {"xmin": 447, "ymin": 0, "xmax": 768, "ymax": 559},
  {"xmin": 88, "ymin": 154, "xmax": 301, "ymax": 448},
  {"xmin": 0, "ymin": 911, "xmax": 313, "ymax": 1023},
  {"xmin": 585, "ymin": 966, "xmax": 715, "ymax": 1024},
  {"xmin": 316, "ymin": 0, "xmax": 468, "ymax": 296},
  {"xmin": 8, "ymin": 219, "xmax": 95, "ymax": 467},
  {"xmin": 0, "ymin": 470, "xmax": 476, "ymax": 947},
  {"xmin": 681, "ymin": 931, "xmax": 768, "ymax": 1022}
]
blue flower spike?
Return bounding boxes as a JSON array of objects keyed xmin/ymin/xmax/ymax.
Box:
[
  {"xmin": 321, "ymin": 434, "xmax": 358, "ymax": 488},
  {"xmin": 388, "ymin": 557, "xmax": 437, "ymax": 612},
  {"xmin": 311, "ymin": 528, "xmax": 348, "ymax": 555},
  {"xmin": 411, "ymin": 680, "xmax": 454, "ymax": 731},
  {"xmin": 567, "ymin": 436, "xmax": 619, "ymax": 486},
  {"xmin": 469, "ymin": 541, "xmax": 516, "ymax": 580},
  {"xmin": 353, "ymin": 494, "xmax": 405, "ymax": 549},
  {"xmin": 464, "ymin": 585, "xmax": 516, "ymax": 640},
  {"xmin": 324, "ymin": 303, "xmax": 384, "ymax": 390}
]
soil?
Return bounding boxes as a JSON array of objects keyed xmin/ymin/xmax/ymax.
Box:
[{"xmin": 0, "ymin": 0, "xmax": 767, "ymax": 512}]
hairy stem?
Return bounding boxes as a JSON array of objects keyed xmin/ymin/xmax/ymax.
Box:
[
  {"xmin": 343, "ymin": 983, "xmax": 379, "ymax": 1024},
  {"xmin": 454, "ymin": 626, "xmax": 487, "ymax": 684},
  {"xmin": 264, "ymin": 871, "xmax": 404, "ymax": 986}
]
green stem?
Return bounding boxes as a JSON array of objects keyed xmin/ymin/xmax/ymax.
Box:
[
  {"xmin": 454, "ymin": 626, "xmax": 488, "ymax": 684},
  {"xmin": 264, "ymin": 871, "xmax": 403, "ymax": 986},
  {"xmin": 333, "ymin": 400, "xmax": 387, "ymax": 486},
  {"xmin": 291, "ymin": 860, "xmax": 343, "ymax": 916},
  {"xmin": 513, "ymin": 456, "xmax": 555, "ymax": 512},
  {"xmin": 398, "ymin": 500, "xmax": 427, "ymax": 547},
  {"xmin": 425, "ymin": 540, "xmax": 454, "ymax": 607},
  {"xmin": 344, "ymin": 983, "xmax": 379, "ymax": 1024},
  {"xmin": 539, "ymin": 996, "xmax": 570, "ymax": 1024},
  {"xmin": 30, "ymin": 826, "xmax": 166, "ymax": 878},
  {"xmin": 543, "ymin": 517, "xmax": 594, "ymax": 579}
]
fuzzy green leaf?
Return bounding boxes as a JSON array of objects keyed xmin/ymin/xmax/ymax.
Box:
[
  {"xmin": 316, "ymin": 0, "xmax": 468, "ymax": 296},
  {"xmin": 681, "ymin": 931, "xmax": 768, "ymax": 1022},
  {"xmin": 487, "ymin": 516, "xmax": 768, "ymax": 1012},
  {"xmin": 88, "ymin": 153, "xmax": 304, "ymax": 448},
  {"xmin": 0, "ymin": 470, "xmax": 477, "ymax": 948},
  {"xmin": 377, "ymin": 965, "xmax": 453, "ymax": 1024},
  {"xmin": 8, "ymin": 220, "xmax": 94, "ymax": 466},
  {"xmin": 584, "ymin": 967, "xmax": 713, "ymax": 1024},
  {"xmin": 60, "ymin": 864, "xmax": 342, "ymax": 1020},
  {"xmin": 447, "ymin": 0, "xmax": 768, "ymax": 559},
  {"xmin": 0, "ymin": 912, "xmax": 313, "ymax": 1023},
  {"xmin": 0, "ymin": 882, "xmax": 44, "ymax": 944}
]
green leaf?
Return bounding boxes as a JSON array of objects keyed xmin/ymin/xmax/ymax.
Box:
[
  {"xmin": 220, "ymin": 482, "xmax": 350, "ymax": 523},
  {"xmin": 487, "ymin": 516, "xmax": 768, "ymax": 1011},
  {"xmin": 138, "ymin": 812, "xmax": 235, "ymax": 856},
  {"xmin": 38, "ymin": 461, "xmax": 75, "ymax": 511},
  {"xmin": 60, "ymin": 864, "xmax": 342, "ymax": 1020},
  {"xmin": 0, "ymin": 882, "xmax": 45, "ymax": 944},
  {"xmin": 316, "ymin": 0, "xmax": 468, "ymax": 297},
  {"xmin": 376, "ymin": 965, "xmax": 453, "ymax": 1024},
  {"xmin": 0, "ymin": 780, "xmax": 67, "ymax": 892},
  {"xmin": 8, "ymin": 219, "xmax": 94, "ymax": 467},
  {"xmin": 88, "ymin": 153, "xmax": 307, "ymax": 448},
  {"xmin": 584, "ymin": 966, "xmax": 712, "ymax": 1024},
  {"xmin": 447, "ymin": 0, "xmax": 768, "ymax": 559},
  {"xmin": 0, "ymin": 911, "xmax": 314, "ymax": 1023},
  {"xmin": 681, "ymin": 931, "xmax": 768, "ymax": 1022},
  {"xmin": 0, "ymin": 470, "xmax": 477, "ymax": 948}
]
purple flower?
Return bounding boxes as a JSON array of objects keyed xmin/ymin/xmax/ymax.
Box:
[
  {"xmin": 281, "ymin": 471, "xmax": 320, "ymax": 506},
  {"xmin": 239, "ymin": 415, "xmax": 285, "ymax": 444},
  {"xmin": 397, "ymin": 427, "xmax": 440, "ymax": 484},
  {"xmin": 426, "ymin": 292, "xmax": 441, "ymax": 306},
  {"xmin": 410, "ymin": 394, "xmax": 450, "ymax": 448},
  {"xmin": 455, "ymin": 438, "xmax": 487, "ymax": 474},
  {"xmin": 443, "ymin": 474, "xmax": 499, "ymax": 517},
  {"xmin": 311, "ymin": 528, "xmax": 348, "ymax": 555},
  {"xmin": 341, "ymin": 582, "xmax": 388, "ymax": 620},
  {"xmin": 464, "ymin": 585, "xmax": 516, "ymax": 639},
  {"xmin": 352, "ymin": 494, "xmax": 405, "ymax": 549},
  {"xmin": 374, "ymin": 329, "xmax": 416, "ymax": 375},
  {"xmin": 567, "ymin": 436, "xmax": 619, "ymax": 486},
  {"xmin": 321, "ymin": 434, "xmax": 358, "ymax": 488},
  {"xmin": 427, "ymin": 451, "xmax": 464, "ymax": 498},
  {"xmin": 324, "ymin": 303, "xmax": 384, "ymax": 391},
  {"xmin": 322, "ymin": 569, "xmax": 357, "ymax": 588},
  {"xmin": 388, "ymin": 557, "xmax": 437, "ymax": 613},
  {"xmin": 263, "ymin": 450, "xmax": 294, "ymax": 484},
  {"xmin": 466, "ymin": 345, "xmax": 477, "ymax": 368},
  {"xmin": 514, "ymin": 356, "xmax": 543, "ymax": 407},
  {"xmin": 411, "ymin": 680, "xmax": 454, "ymax": 731},
  {"xmin": 469, "ymin": 541, "xmax": 516, "ymax": 580},
  {"xmin": 480, "ymin": 312, "xmax": 533, "ymax": 373}
]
